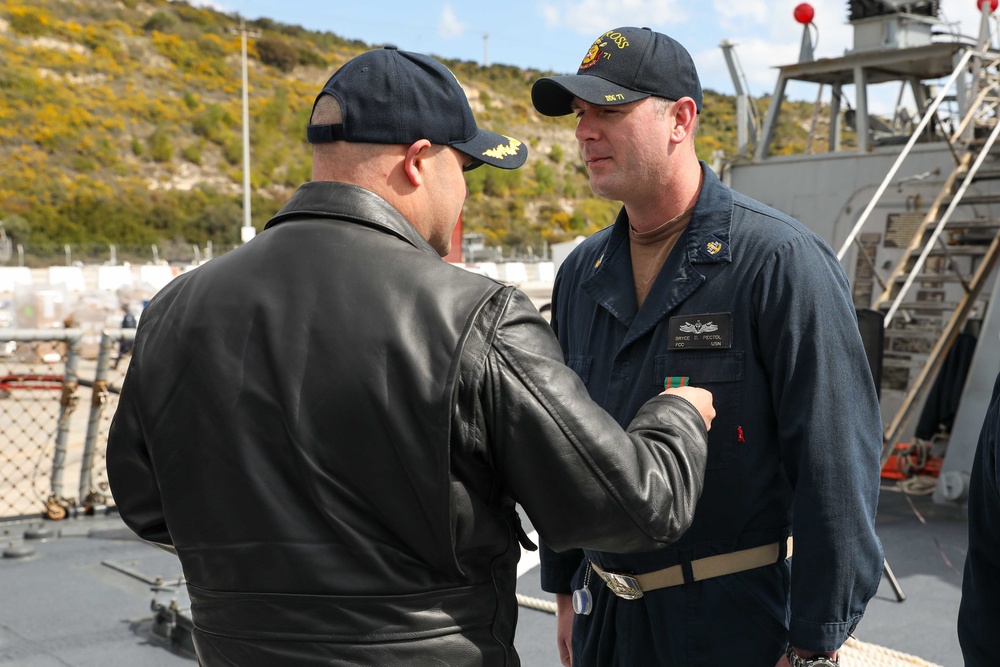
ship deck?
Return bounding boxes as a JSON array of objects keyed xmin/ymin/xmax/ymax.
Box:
[{"xmin": 0, "ymin": 485, "xmax": 968, "ymax": 666}]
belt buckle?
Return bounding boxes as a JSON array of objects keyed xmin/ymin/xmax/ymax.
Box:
[{"xmin": 598, "ymin": 571, "xmax": 644, "ymax": 600}]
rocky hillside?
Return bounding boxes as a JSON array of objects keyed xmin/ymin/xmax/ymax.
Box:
[{"xmin": 0, "ymin": 0, "xmax": 829, "ymax": 264}]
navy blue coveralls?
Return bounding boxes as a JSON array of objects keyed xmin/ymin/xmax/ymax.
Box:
[
  {"xmin": 958, "ymin": 370, "xmax": 1000, "ymax": 667},
  {"xmin": 540, "ymin": 164, "xmax": 884, "ymax": 665}
]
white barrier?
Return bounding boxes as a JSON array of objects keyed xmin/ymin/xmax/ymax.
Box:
[
  {"xmin": 537, "ymin": 262, "xmax": 555, "ymax": 283},
  {"xmin": 476, "ymin": 262, "xmax": 500, "ymax": 279},
  {"xmin": 96, "ymin": 266, "xmax": 133, "ymax": 292},
  {"xmin": 139, "ymin": 265, "xmax": 176, "ymax": 291},
  {"xmin": 0, "ymin": 267, "xmax": 32, "ymax": 292},
  {"xmin": 48, "ymin": 266, "xmax": 86, "ymax": 292},
  {"xmin": 503, "ymin": 262, "xmax": 528, "ymax": 284}
]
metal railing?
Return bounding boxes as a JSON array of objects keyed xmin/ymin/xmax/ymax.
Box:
[
  {"xmin": 0, "ymin": 329, "xmax": 133, "ymax": 521},
  {"xmin": 834, "ymin": 48, "xmax": 977, "ymax": 262}
]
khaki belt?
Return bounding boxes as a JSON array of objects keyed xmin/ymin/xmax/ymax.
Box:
[{"xmin": 591, "ymin": 536, "xmax": 793, "ymax": 600}]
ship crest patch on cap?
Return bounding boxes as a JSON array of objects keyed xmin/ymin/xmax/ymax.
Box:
[
  {"xmin": 579, "ymin": 30, "xmax": 632, "ymax": 70},
  {"xmin": 580, "ymin": 38, "xmax": 607, "ymax": 70}
]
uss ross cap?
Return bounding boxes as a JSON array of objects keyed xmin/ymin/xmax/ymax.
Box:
[{"xmin": 531, "ymin": 27, "xmax": 702, "ymax": 116}]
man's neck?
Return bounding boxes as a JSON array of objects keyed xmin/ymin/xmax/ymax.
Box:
[{"xmin": 623, "ymin": 160, "xmax": 703, "ymax": 233}]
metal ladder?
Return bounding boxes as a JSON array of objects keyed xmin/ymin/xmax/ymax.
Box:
[{"xmin": 876, "ymin": 53, "xmax": 1000, "ymax": 461}]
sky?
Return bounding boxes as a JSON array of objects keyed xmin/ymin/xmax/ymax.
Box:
[{"xmin": 209, "ymin": 0, "xmax": 995, "ymax": 112}]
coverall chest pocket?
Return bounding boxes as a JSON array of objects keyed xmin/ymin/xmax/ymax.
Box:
[{"xmin": 654, "ymin": 351, "xmax": 744, "ymax": 470}]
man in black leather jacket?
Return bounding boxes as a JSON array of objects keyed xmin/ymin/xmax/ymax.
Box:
[{"xmin": 107, "ymin": 47, "xmax": 714, "ymax": 667}]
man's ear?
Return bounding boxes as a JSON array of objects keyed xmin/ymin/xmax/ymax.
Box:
[
  {"xmin": 403, "ymin": 139, "xmax": 434, "ymax": 187},
  {"xmin": 671, "ymin": 98, "xmax": 698, "ymax": 143}
]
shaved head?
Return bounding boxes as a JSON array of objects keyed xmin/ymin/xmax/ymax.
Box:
[{"xmin": 310, "ymin": 94, "xmax": 404, "ymax": 185}]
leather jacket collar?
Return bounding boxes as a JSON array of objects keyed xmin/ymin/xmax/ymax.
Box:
[{"xmin": 264, "ymin": 181, "xmax": 439, "ymax": 258}]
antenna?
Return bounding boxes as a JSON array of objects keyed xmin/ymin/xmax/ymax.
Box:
[{"xmin": 483, "ymin": 33, "xmax": 489, "ymax": 67}]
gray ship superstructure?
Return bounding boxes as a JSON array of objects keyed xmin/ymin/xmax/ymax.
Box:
[{"xmin": 722, "ymin": 0, "xmax": 1000, "ymax": 506}]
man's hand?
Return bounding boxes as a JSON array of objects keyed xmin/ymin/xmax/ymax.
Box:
[
  {"xmin": 555, "ymin": 593, "xmax": 574, "ymax": 666},
  {"xmin": 661, "ymin": 386, "xmax": 715, "ymax": 431}
]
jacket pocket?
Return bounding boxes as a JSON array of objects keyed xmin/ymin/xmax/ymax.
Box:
[{"xmin": 654, "ymin": 351, "xmax": 743, "ymax": 470}]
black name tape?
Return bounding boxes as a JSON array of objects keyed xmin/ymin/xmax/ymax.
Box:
[{"xmin": 666, "ymin": 313, "xmax": 732, "ymax": 350}]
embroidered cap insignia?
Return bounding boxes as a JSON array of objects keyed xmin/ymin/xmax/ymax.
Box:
[{"xmin": 482, "ymin": 136, "xmax": 523, "ymax": 160}]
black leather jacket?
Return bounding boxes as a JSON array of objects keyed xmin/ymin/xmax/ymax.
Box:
[{"xmin": 107, "ymin": 182, "xmax": 708, "ymax": 666}]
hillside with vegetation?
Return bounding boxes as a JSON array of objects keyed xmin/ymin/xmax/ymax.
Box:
[{"xmin": 0, "ymin": 0, "xmax": 834, "ymax": 265}]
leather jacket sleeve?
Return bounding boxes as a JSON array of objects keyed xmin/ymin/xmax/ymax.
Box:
[
  {"xmin": 470, "ymin": 287, "xmax": 708, "ymax": 554},
  {"xmin": 106, "ymin": 323, "xmax": 173, "ymax": 548}
]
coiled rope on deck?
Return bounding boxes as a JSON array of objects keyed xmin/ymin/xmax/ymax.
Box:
[
  {"xmin": 839, "ymin": 636, "xmax": 944, "ymax": 666},
  {"xmin": 514, "ymin": 597, "xmax": 944, "ymax": 667},
  {"xmin": 515, "ymin": 593, "xmax": 557, "ymax": 614}
]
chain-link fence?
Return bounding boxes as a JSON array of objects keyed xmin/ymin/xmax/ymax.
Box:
[{"xmin": 0, "ymin": 329, "xmax": 133, "ymax": 521}]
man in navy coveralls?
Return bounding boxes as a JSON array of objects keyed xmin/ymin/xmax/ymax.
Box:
[{"xmin": 531, "ymin": 27, "xmax": 884, "ymax": 667}]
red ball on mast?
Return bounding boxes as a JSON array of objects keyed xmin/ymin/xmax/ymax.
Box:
[{"xmin": 794, "ymin": 3, "xmax": 815, "ymax": 24}]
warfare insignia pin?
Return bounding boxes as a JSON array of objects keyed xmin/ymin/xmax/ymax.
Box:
[
  {"xmin": 699, "ymin": 235, "xmax": 730, "ymax": 259},
  {"xmin": 679, "ymin": 320, "xmax": 719, "ymax": 335}
]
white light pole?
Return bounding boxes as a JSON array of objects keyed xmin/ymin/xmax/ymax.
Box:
[{"xmin": 230, "ymin": 20, "xmax": 261, "ymax": 243}]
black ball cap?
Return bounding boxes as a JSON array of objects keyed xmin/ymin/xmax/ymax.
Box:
[
  {"xmin": 307, "ymin": 47, "xmax": 526, "ymax": 170},
  {"xmin": 532, "ymin": 27, "xmax": 702, "ymax": 117}
]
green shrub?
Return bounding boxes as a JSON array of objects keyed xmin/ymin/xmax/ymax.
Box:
[
  {"xmin": 256, "ymin": 37, "xmax": 298, "ymax": 72},
  {"xmin": 196, "ymin": 35, "xmax": 226, "ymax": 58},
  {"xmin": 298, "ymin": 47, "xmax": 327, "ymax": 68},
  {"xmin": 10, "ymin": 9, "xmax": 52, "ymax": 36},
  {"xmin": 149, "ymin": 126, "xmax": 173, "ymax": 162},
  {"xmin": 70, "ymin": 154, "xmax": 96, "ymax": 173},
  {"xmin": 284, "ymin": 162, "xmax": 310, "ymax": 187},
  {"xmin": 533, "ymin": 162, "xmax": 555, "ymax": 193},
  {"xmin": 465, "ymin": 168, "xmax": 487, "ymax": 196},
  {"xmin": 143, "ymin": 12, "xmax": 178, "ymax": 33},
  {"xmin": 182, "ymin": 141, "xmax": 203, "ymax": 165},
  {"xmin": 192, "ymin": 104, "xmax": 235, "ymax": 143},
  {"xmin": 222, "ymin": 137, "xmax": 242, "ymax": 165}
]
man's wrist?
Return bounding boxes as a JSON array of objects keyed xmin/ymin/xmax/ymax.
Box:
[{"xmin": 786, "ymin": 645, "xmax": 839, "ymax": 666}]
